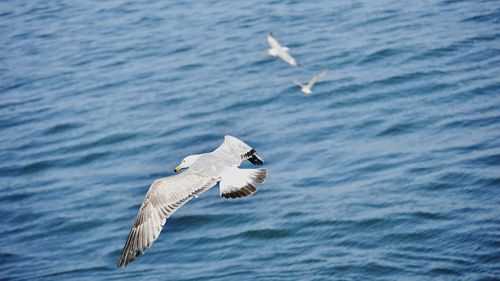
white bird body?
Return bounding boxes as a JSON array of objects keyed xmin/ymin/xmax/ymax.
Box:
[
  {"xmin": 301, "ymin": 86, "xmax": 313, "ymax": 95},
  {"xmin": 267, "ymin": 32, "xmax": 299, "ymax": 67},
  {"xmin": 292, "ymin": 70, "xmax": 328, "ymax": 95},
  {"xmin": 267, "ymin": 48, "xmax": 278, "ymax": 56},
  {"xmin": 117, "ymin": 135, "xmax": 267, "ymax": 268}
]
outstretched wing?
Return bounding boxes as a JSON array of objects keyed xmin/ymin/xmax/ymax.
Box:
[
  {"xmin": 267, "ymin": 32, "xmax": 299, "ymax": 66},
  {"xmin": 291, "ymin": 78, "xmax": 305, "ymax": 87},
  {"xmin": 307, "ymin": 69, "xmax": 328, "ymax": 88},
  {"xmin": 267, "ymin": 32, "xmax": 282, "ymax": 50},
  {"xmin": 277, "ymin": 51, "xmax": 299, "ymax": 67},
  {"xmin": 212, "ymin": 135, "xmax": 264, "ymax": 166},
  {"xmin": 117, "ymin": 171, "xmax": 217, "ymax": 268}
]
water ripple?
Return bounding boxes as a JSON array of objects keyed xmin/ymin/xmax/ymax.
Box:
[{"xmin": 1, "ymin": 0, "xmax": 499, "ymax": 280}]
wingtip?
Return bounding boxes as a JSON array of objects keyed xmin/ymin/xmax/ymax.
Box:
[
  {"xmin": 253, "ymin": 168, "xmax": 267, "ymax": 184},
  {"xmin": 117, "ymin": 256, "xmax": 128, "ymax": 268}
]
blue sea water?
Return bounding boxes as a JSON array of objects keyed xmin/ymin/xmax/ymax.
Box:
[{"xmin": 1, "ymin": 0, "xmax": 500, "ymax": 280}]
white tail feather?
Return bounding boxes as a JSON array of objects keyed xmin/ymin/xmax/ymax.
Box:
[{"xmin": 219, "ymin": 168, "xmax": 267, "ymax": 199}]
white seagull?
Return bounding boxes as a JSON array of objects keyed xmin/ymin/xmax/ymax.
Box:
[
  {"xmin": 267, "ymin": 32, "xmax": 299, "ymax": 67},
  {"xmin": 117, "ymin": 135, "xmax": 267, "ymax": 268},
  {"xmin": 292, "ymin": 70, "xmax": 328, "ymax": 95}
]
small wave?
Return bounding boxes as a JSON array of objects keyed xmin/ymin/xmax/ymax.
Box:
[
  {"xmin": 358, "ymin": 48, "xmax": 408, "ymax": 65},
  {"xmin": 176, "ymin": 63, "xmax": 204, "ymax": 72},
  {"xmin": 1, "ymin": 191, "xmax": 34, "ymax": 202},
  {"xmin": 466, "ymin": 153, "xmax": 500, "ymax": 167},
  {"xmin": 430, "ymin": 267, "xmax": 460, "ymax": 276},
  {"xmin": 462, "ymin": 10, "xmax": 500, "ymax": 24},
  {"xmin": 2, "ymin": 159, "xmax": 56, "ymax": 176},
  {"xmin": 169, "ymin": 214, "xmax": 230, "ymax": 229},
  {"xmin": 373, "ymin": 70, "xmax": 446, "ymax": 87},
  {"xmin": 440, "ymin": 115, "xmax": 500, "ymax": 131},
  {"xmin": 235, "ymin": 228, "xmax": 290, "ymax": 239},
  {"xmin": 222, "ymin": 95, "xmax": 280, "ymax": 112},
  {"xmin": 376, "ymin": 119, "xmax": 428, "ymax": 137},
  {"xmin": 38, "ymin": 266, "xmax": 112, "ymax": 279},
  {"xmin": 55, "ymin": 219, "xmax": 108, "ymax": 234},
  {"xmin": 68, "ymin": 151, "xmax": 110, "ymax": 166},
  {"xmin": 42, "ymin": 122, "xmax": 83, "ymax": 136},
  {"xmin": 169, "ymin": 46, "xmax": 194, "ymax": 55},
  {"xmin": 64, "ymin": 132, "xmax": 139, "ymax": 153},
  {"xmin": 379, "ymin": 229, "xmax": 440, "ymax": 244}
]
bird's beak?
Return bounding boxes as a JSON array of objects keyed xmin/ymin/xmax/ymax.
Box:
[{"xmin": 174, "ymin": 165, "xmax": 184, "ymax": 173}]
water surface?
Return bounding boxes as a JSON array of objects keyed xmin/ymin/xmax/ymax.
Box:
[{"xmin": 1, "ymin": 0, "xmax": 499, "ymax": 280}]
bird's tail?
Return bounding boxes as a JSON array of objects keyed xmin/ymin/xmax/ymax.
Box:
[{"xmin": 219, "ymin": 168, "xmax": 267, "ymax": 199}]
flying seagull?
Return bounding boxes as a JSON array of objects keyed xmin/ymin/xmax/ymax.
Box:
[
  {"xmin": 292, "ymin": 70, "xmax": 328, "ymax": 95},
  {"xmin": 267, "ymin": 32, "xmax": 299, "ymax": 67},
  {"xmin": 117, "ymin": 135, "xmax": 267, "ymax": 268}
]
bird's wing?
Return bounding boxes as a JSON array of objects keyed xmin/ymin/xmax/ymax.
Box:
[
  {"xmin": 212, "ymin": 135, "xmax": 264, "ymax": 166},
  {"xmin": 117, "ymin": 171, "xmax": 217, "ymax": 268},
  {"xmin": 277, "ymin": 51, "xmax": 299, "ymax": 67},
  {"xmin": 291, "ymin": 78, "xmax": 305, "ymax": 87},
  {"xmin": 267, "ymin": 32, "xmax": 282, "ymax": 50},
  {"xmin": 307, "ymin": 70, "xmax": 328, "ymax": 88}
]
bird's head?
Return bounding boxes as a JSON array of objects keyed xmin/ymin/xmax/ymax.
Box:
[{"xmin": 174, "ymin": 154, "xmax": 200, "ymax": 172}]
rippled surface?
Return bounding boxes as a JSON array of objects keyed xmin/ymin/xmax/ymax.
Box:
[{"xmin": 1, "ymin": 0, "xmax": 500, "ymax": 280}]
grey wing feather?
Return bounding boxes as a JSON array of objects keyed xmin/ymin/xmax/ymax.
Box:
[
  {"xmin": 278, "ymin": 51, "xmax": 299, "ymax": 67},
  {"xmin": 267, "ymin": 32, "xmax": 282, "ymax": 49},
  {"xmin": 307, "ymin": 70, "xmax": 328, "ymax": 88},
  {"xmin": 212, "ymin": 135, "xmax": 264, "ymax": 166},
  {"xmin": 117, "ymin": 171, "xmax": 216, "ymax": 268},
  {"xmin": 291, "ymin": 78, "xmax": 304, "ymax": 87}
]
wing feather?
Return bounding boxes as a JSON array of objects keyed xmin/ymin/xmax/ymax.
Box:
[
  {"xmin": 117, "ymin": 171, "xmax": 216, "ymax": 268},
  {"xmin": 267, "ymin": 32, "xmax": 282, "ymax": 49},
  {"xmin": 212, "ymin": 135, "xmax": 264, "ymax": 166},
  {"xmin": 277, "ymin": 51, "xmax": 299, "ymax": 67},
  {"xmin": 307, "ymin": 70, "xmax": 328, "ymax": 88},
  {"xmin": 267, "ymin": 32, "xmax": 299, "ymax": 66},
  {"xmin": 291, "ymin": 78, "xmax": 304, "ymax": 87}
]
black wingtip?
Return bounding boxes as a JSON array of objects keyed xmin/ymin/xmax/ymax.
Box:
[
  {"xmin": 249, "ymin": 156, "xmax": 263, "ymax": 165},
  {"xmin": 243, "ymin": 149, "xmax": 264, "ymax": 166},
  {"xmin": 117, "ymin": 255, "xmax": 129, "ymax": 268}
]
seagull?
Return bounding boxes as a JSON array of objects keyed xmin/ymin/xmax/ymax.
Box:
[
  {"xmin": 117, "ymin": 135, "xmax": 267, "ymax": 268},
  {"xmin": 267, "ymin": 32, "xmax": 299, "ymax": 67},
  {"xmin": 292, "ymin": 70, "xmax": 328, "ymax": 95}
]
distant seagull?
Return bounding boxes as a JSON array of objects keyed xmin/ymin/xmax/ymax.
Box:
[
  {"xmin": 292, "ymin": 70, "xmax": 328, "ymax": 95},
  {"xmin": 267, "ymin": 32, "xmax": 299, "ymax": 67},
  {"xmin": 117, "ymin": 136, "xmax": 267, "ymax": 268}
]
